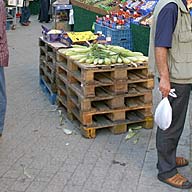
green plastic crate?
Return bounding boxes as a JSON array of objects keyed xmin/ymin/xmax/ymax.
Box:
[
  {"xmin": 73, "ymin": 5, "xmax": 102, "ymax": 32},
  {"xmin": 131, "ymin": 23, "xmax": 150, "ymax": 56}
]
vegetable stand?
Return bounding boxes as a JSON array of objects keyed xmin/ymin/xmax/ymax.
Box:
[{"xmin": 39, "ymin": 37, "xmax": 154, "ymax": 138}]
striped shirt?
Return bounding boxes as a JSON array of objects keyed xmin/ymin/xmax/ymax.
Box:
[{"xmin": 0, "ymin": 0, "xmax": 9, "ymax": 67}]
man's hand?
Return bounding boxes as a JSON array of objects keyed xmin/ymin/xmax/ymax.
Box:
[{"xmin": 159, "ymin": 76, "xmax": 171, "ymax": 97}]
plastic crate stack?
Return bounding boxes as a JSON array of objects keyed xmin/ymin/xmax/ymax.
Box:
[
  {"xmin": 94, "ymin": 22, "xmax": 133, "ymax": 50},
  {"xmin": 56, "ymin": 51, "xmax": 154, "ymax": 138},
  {"xmin": 39, "ymin": 37, "xmax": 60, "ymax": 104}
]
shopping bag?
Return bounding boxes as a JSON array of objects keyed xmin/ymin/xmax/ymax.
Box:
[{"xmin": 154, "ymin": 89, "xmax": 177, "ymax": 130}]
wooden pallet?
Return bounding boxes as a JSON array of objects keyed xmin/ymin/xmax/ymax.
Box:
[
  {"xmin": 39, "ymin": 37, "xmax": 68, "ymax": 95},
  {"xmin": 66, "ymin": 84, "xmax": 152, "ymax": 111},
  {"xmin": 57, "ymin": 93, "xmax": 68, "ymax": 110},
  {"xmin": 40, "ymin": 58, "xmax": 55, "ymax": 80},
  {"xmin": 56, "ymin": 65, "xmax": 154, "ymax": 110},
  {"xmin": 80, "ymin": 118, "xmax": 153, "ymax": 139},
  {"xmin": 56, "ymin": 63, "xmax": 127, "ymax": 97},
  {"xmin": 67, "ymin": 97, "xmax": 152, "ymax": 125},
  {"xmin": 56, "ymin": 56, "xmax": 154, "ymax": 97},
  {"xmin": 40, "ymin": 61, "xmax": 57, "ymax": 92},
  {"xmin": 79, "ymin": 110, "xmax": 153, "ymax": 138},
  {"xmin": 56, "ymin": 79, "xmax": 154, "ymax": 138},
  {"xmin": 64, "ymin": 103, "xmax": 153, "ymax": 138},
  {"xmin": 56, "ymin": 75, "xmax": 153, "ymax": 114},
  {"xmin": 56, "ymin": 52, "xmax": 150, "ymax": 84}
]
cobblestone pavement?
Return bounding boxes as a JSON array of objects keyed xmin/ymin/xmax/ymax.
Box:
[{"xmin": 0, "ymin": 16, "xmax": 191, "ymax": 192}]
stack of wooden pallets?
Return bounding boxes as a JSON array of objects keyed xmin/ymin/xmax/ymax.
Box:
[
  {"xmin": 56, "ymin": 51, "xmax": 154, "ymax": 138},
  {"xmin": 39, "ymin": 37, "xmax": 66, "ymax": 104}
]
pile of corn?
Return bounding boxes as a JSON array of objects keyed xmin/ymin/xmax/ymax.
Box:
[{"xmin": 58, "ymin": 44, "xmax": 148, "ymax": 66}]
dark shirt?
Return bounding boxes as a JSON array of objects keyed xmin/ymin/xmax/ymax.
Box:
[{"xmin": 155, "ymin": 0, "xmax": 187, "ymax": 48}]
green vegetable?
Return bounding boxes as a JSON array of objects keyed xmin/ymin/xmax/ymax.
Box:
[
  {"xmin": 104, "ymin": 58, "xmax": 111, "ymax": 65},
  {"xmin": 98, "ymin": 58, "xmax": 104, "ymax": 64}
]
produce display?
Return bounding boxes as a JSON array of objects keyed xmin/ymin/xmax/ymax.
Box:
[
  {"xmin": 139, "ymin": 13, "xmax": 153, "ymax": 26},
  {"xmin": 72, "ymin": 0, "xmax": 120, "ymax": 11},
  {"xmin": 95, "ymin": 0, "xmax": 158, "ymax": 28},
  {"xmin": 58, "ymin": 43, "xmax": 148, "ymax": 65}
]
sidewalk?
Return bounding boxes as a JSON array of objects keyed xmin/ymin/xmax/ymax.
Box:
[{"xmin": 0, "ymin": 16, "xmax": 191, "ymax": 192}]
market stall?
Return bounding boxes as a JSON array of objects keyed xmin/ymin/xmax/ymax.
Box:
[
  {"xmin": 93, "ymin": 0, "xmax": 157, "ymax": 55},
  {"xmin": 38, "ymin": 0, "xmax": 158, "ymax": 138},
  {"xmin": 71, "ymin": 0, "xmax": 119, "ymax": 31},
  {"xmin": 52, "ymin": 3, "xmax": 73, "ymax": 31},
  {"xmin": 39, "ymin": 26, "xmax": 154, "ymax": 138}
]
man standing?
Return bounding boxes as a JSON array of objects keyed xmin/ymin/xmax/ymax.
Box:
[
  {"xmin": 20, "ymin": 0, "xmax": 31, "ymax": 26},
  {"xmin": 149, "ymin": 0, "xmax": 192, "ymax": 189},
  {"xmin": 38, "ymin": 0, "xmax": 50, "ymax": 23},
  {"xmin": 0, "ymin": 0, "xmax": 9, "ymax": 137}
]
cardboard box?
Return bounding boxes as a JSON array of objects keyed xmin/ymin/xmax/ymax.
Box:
[
  {"xmin": 55, "ymin": 21, "xmax": 71, "ymax": 31},
  {"xmin": 60, "ymin": 31, "xmax": 97, "ymax": 46}
]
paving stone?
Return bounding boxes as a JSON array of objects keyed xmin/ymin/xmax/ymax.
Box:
[
  {"xmin": 25, "ymin": 181, "xmax": 48, "ymax": 192},
  {"xmin": 3, "ymin": 168, "xmax": 23, "ymax": 179},
  {"xmin": 34, "ymin": 169, "xmax": 56, "ymax": 182},
  {"xmin": 0, "ymin": 178, "xmax": 16, "ymax": 192},
  {"xmin": 68, "ymin": 163, "xmax": 94, "ymax": 186},
  {"xmin": 50, "ymin": 170, "xmax": 73, "ymax": 185},
  {"xmin": 8, "ymin": 178, "xmax": 32, "ymax": 192},
  {"xmin": 42, "ymin": 184, "xmax": 65, "ymax": 192},
  {"xmin": 101, "ymin": 164, "xmax": 125, "ymax": 191},
  {"xmin": 83, "ymin": 165, "xmax": 110, "ymax": 191},
  {"xmin": 136, "ymin": 183, "xmax": 184, "ymax": 192}
]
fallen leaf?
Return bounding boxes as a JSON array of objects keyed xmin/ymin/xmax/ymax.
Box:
[{"xmin": 125, "ymin": 129, "xmax": 137, "ymax": 140}]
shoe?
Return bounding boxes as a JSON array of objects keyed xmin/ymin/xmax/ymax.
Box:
[
  {"xmin": 0, "ymin": 133, "xmax": 2, "ymax": 137},
  {"xmin": 176, "ymin": 157, "xmax": 189, "ymax": 168},
  {"xmin": 21, "ymin": 22, "xmax": 29, "ymax": 26},
  {"xmin": 158, "ymin": 173, "xmax": 192, "ymax": 189}
]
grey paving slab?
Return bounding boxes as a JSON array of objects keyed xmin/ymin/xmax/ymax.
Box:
[
  {"xmin": 25, "ymin": 182, "xmax": 48, "ymax": 192},
  {"xmin": 0, "ymin": 15, "xmax": 191, "ymax": 192}
]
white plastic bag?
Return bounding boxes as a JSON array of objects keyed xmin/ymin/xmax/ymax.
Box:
[
  {"xmin": 154, "ymin": 89, "xmax": 177, "ymax": 130},
  {"xmin": 154, "ymin": 97, "xmax": 172, "ymax": 130}
]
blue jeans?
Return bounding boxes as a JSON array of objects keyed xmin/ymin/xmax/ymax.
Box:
[
  {"xmin": 0, "ymin": 67, "xmax": 7, "ymax": 133},
  {"xmin": 20, "ymin": 7, "xmax": 31, "ymax": 24}
]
